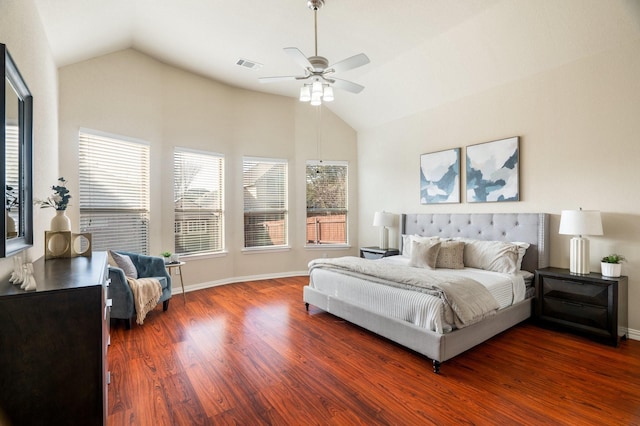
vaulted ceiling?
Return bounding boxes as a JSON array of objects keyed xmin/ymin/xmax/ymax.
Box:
[{"xmin": 34, "ymin": 0, "xmax": 640, "ymax": 131}]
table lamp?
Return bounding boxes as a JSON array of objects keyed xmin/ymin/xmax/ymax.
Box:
[
  {"xmin": 373, "ymin": 211, "xmax": 394, "ymax": 249},
  {"xmin": 558, "ymin": 209, "xmax": 603, "ymax": 274}
]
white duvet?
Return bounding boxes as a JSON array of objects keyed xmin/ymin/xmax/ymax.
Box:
[{"xmin": 309, "ymin": 256, "xmax": 526, "ymax": 334}]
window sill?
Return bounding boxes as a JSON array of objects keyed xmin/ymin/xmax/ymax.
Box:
[
  {"xmin": 177, "ymin": 251, "xmax": 228, "ymax": 261},
  {"xmin": 304, "ymin": 244, "xmax": 352, "ymax": 250},
  {"xmin": 241, "ymin": 245, "xmax": 291, "ymax": 254}
]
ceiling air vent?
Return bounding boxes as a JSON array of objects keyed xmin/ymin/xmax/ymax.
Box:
[{"xmin": 236, "ymin": 58, "xmax": 263, "ymax": 70}]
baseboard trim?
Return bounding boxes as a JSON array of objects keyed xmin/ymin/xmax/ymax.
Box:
[
  {"xmin": 171, "ymin": 270, "xmax": 309, "ymax": 294},
  {"xmin": 626, "ymin": 327, "xmax": 640, "ymax": 341}
]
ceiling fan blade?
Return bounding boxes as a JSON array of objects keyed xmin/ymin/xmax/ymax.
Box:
[
  {"xmin": 258, "ymin": 76, "xmax": 299, "ymax": 84},
  {"xmin": 328, "ymin": 53, "xmax": 370, "ymax": 73},
  {"xmin": 284, "ymin": 47, "xmax": 313, "ymax": 70},
  {"xmin": 331, "ymin": 78, "xmax": 365, "ymax": 94}
]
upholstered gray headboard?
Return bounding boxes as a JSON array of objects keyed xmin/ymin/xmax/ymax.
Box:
[{"xmin": 401, "ymin": 213, "xmax": 550, "ymax": 273}]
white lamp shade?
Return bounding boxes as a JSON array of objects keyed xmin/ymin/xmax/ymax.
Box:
[
  {"xmin": 559, "ymin": 210, "xmax": 603, "ymax": 236},
  {"xmin": 299, "ymin": 86, "xmax": 311, "ymax": 102},
  {"xmin": 323, "ymin": 86, "xmax": 334, "ymax": 102},
  {"xmin": 373, "ymin": 211, "xmax": 394, "ymax": 227}
]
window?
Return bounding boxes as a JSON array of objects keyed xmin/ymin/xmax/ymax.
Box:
[
  {"xmin": 243, "ymin": 157, "xmax": 288, "ymax": 248},
  {"xmin": 79, "ymin": 130, "xmax": 150, "ymax": 253},
  {"xmin": 174, "ymin": 148, "xmax": 224, "ymax": 255},
  {"xmin": 306, "ymin": 161, "xmax": 348, "ymax": 245}
]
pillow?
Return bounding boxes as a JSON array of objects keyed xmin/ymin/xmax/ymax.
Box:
[
  {"xmin": 408, "ymin": 240, "xmax": 441, "ymax": 270},
  {"xmin": 456, "ymin": 238, "xmax": 520, "ymax": 274},
  {"xmin": 513, "ymin": 242, "xmax": 530, "ymax": 271},
  {"xmin": 402, "ymin": 234, "xmax": 439, "ymax": 257},
  {"xmin": 109, "ymin": 250, "xmax": 138, "ymax": 279},
  {"xmin": 436, "ymin": 241, "xmax": 465, "ymax": 269}
]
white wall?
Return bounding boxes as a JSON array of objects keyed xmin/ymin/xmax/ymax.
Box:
[
  {"xmin": 0, "ymin": 0, "xmax": 59, "ymax": 278},
  {"xmin": 357, "ymin": 38, "xmax": 640, "ymax": 336},
  {"xmin": 58, "ymin": 49, "xmax": 358, "ymax": 288}
]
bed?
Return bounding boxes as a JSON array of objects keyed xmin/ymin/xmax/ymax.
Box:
[{"xmin": 303, "ymin": 213, "xmax": 549, "ymax": 373}]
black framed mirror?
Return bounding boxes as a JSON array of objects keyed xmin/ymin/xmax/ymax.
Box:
[{"xmin": 1, "ymin": 43, "xmax": 33, "ymax": 257}]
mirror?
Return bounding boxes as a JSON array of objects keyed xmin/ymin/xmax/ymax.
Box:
[{"xmin": 2, "ymin": 44, "xmax": 33, "ymax": 257}]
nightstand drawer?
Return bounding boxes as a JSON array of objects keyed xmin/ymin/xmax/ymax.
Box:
[
  {"xmin": 542, "ymin": 297, "xmax": 609, "ymax": 330},
  {"xmin": 542, "ymin": 277, "xmax": 608, "ymax": 307}
]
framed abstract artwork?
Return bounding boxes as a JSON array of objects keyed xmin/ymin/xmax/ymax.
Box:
[
  {"xmin": 420, "ymin": 148, "xmax": 460, "ymax": 204},
  {"xmin": 466, "ymin": 136, "xmax": 519, "ymax": 203}
]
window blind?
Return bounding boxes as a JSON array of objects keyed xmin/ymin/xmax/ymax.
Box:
[
  {"xmin": 243, "ymin": 157, "xmax": 288, "ymax": 248},
  {"xmin": 174, "ymin": 148, "xmax": 224, "ymax": 255},
  {"xmin": 306, "ymin": 161, "xmax": 348, "ymax": 245},
  {"xmin": 79, "ymin": 130, "xmax": 150, "ymax": 253}
]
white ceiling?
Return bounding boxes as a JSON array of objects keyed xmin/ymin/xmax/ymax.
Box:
[{"xmin": 34, "ymin": 0, "xmax": 640, "ymax": 131}]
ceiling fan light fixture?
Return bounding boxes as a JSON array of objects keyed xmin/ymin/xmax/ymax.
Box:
[
  {"xmin": 311, "ymin": 80, "xmax": 323, "ymax": 95},
  {"xmin": 299, "ymin": 85, "xmax": 311, "ymax": 102},
  {"xmin": 310, "ymin": 91, "xmax": 322, "ymax": 106},
  {"xmin": 322, "ymin": 85, "xmax": 334, "ymax": 102}
]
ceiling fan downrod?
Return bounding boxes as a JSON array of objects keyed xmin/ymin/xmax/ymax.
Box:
[{"xmin": 307, "ymin": 0, "xmax": 324, "ymax": 56}]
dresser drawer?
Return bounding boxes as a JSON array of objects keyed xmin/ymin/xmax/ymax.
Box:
[
  {"xmin": 541, "ymin": 277, "xmax": 608, "ymax": 307},
  {"xmin": 542, "ymin": 297, "xmax": 609, "ymax": 330}
]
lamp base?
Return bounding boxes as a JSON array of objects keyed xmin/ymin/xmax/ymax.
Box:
[
  {"xmin": 569, "ymin": 236, "xmax": 590, "ymax": 274},
  {"xmin": 379, "ymin": 227, "xmax": 389, "ymax": 250}
]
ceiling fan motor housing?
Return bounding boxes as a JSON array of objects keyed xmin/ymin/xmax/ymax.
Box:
[{"xmin": 308, "ymin": 56, "xmax": 329, "ymax": 72}]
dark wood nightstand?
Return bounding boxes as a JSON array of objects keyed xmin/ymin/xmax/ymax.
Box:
[
  {"xmin": 534, "ymin": 267, "xmax": 628, "ymax": 346},
  {"xmin": 360, "ymin": 246, "xmax": 400, "ymax": 259}
]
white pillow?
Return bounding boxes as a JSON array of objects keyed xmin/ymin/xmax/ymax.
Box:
[
  {"xmin": 456, "ymin": 238, "xmax": 520, "ymax": 274},
  {"xmin": 408, "ymin": 240, "xmax": 441, "ymax": 269},
  {"xmin": 512, "ymin": 242, "xmax": 530, "ymax": 271},
  {"xmin": 402, "ymin": 234, "xmax": 439, "ymax": 257},
  {"xmin": 109, "ymin": 250, "xmax": 138, "ymax": 279}
]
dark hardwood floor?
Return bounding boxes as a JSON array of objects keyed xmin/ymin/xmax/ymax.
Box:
[{"xmin": 108, "ymin": 276, "xmax": 640, "ymax": 425}]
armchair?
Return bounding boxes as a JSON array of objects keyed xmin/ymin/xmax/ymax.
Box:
[{"xmin": 108, "ymin": 251, "xmax": 172, "ymax": 329}]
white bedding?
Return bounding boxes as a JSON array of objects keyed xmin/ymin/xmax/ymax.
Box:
[{"xmin": 309, "ymin": 256, "xmax": 526, "ymax": 334}]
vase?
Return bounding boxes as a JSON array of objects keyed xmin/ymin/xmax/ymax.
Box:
[
  {"xmin": 50, "ymin": 210, "xmax": 71, "ymax": 232},
  {"xmin": 601, "ymin": 262, "xmax": 621, "ymax": 278}
]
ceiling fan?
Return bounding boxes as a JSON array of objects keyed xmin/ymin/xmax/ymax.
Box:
[{"xmin": 259, "ymin": 0, "xmax": 370, "ymax": 104}]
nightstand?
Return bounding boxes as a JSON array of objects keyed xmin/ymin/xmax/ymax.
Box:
[
  {"xmin": 360, "ymin": 246, "xmax": 399, "ymax": 259},
  {"xmin": 534, "ymin": 267, "xmax": 628, "ymax": 346}
]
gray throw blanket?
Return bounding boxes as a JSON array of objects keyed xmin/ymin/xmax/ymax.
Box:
[{"xmin": 308, "ymin": 257, "xmax": 500, "ymax": 329}]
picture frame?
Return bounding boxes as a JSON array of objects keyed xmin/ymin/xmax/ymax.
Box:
[
  {"xmin": 420, "ymin": 148, "xmax": 461, "ymax": 204},
  {"xmin": 466, "ymin": 136, "xmax": 519, "ymax": 203}
]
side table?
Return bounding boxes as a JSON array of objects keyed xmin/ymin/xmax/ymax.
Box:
[
  {"xmin": 360, "ymin": 246, "xmax": 400, "ymax": 259},
  {"xmin": 165, "ymin": 261, "xmax": 186, "ymax": 303}
]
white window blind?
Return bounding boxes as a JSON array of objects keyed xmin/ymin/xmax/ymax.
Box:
[
  {"xmin": 306, "ymin": 161, "xmax": 348, "ymax": 245},
  {"xmin": 79, "ymin": 130, "xmax": 150, "ymax": 253},
  {"xmin": 174, "ymin": 148, "xmax": 224, "ymax": 255},
  {"xmin": 243, "ymin": 157, "xmax": 288, "ymax": 248}
]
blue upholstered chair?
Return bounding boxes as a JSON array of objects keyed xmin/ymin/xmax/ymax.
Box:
[{"xmin": 108, "ymin": 251, "xmax": 172, "ymax": 329}]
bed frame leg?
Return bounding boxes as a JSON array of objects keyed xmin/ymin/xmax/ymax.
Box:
[
  {"xmin": 305, "ymin": 302, "xmax": 309, "ymax": 311},
  {"xmin": 432, "ymin": 360, "xmax": 441, "ymax": 374}
]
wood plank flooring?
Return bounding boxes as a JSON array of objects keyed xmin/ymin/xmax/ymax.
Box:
[{"xmin": 107, "ymin": 276, "xmax": 640, "ymax": 425}]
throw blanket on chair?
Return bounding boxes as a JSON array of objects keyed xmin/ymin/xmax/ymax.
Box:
[{"xmin": 126, "ymin": 277, "xmax": 162, "ymax": 325}]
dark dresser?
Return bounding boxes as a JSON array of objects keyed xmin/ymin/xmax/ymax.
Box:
[
  {"xmin": 0, "ymin": 252, "xmax": 110, "ymax": 425},
  {"xmin": 535, "ymin": 267, "xmax": 628, "ymax": 346}
]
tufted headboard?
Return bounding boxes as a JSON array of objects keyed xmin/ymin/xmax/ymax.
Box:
[{"xmin": 401, "ymin": 213, "xmax": 549, "ymax": 273}]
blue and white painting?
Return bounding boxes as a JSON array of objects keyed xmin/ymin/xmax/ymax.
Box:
[
  {"xmin": 466, "ymin": 136, "xmax": 519, "ymax": 203},
  {"xmin": 420, "ymin": 148, "xmax": 460, "ymax": 204}
]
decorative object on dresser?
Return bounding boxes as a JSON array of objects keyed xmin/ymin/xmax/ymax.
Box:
[
  {"xmin": 466, "ymin": 136, "xmax": 519, "ymax": 203},
  {"xmin": 534, "ymin": 267, "xmax": 627, "ymax": 346},
  {"xmin": 601, "ymin": 254, "xmax": 625, "ymax": 278},
  {"xmin": 558, "ymin": 208, "xmax": 603, "ymax": 274},
  {"xmin": 0, "ymin": 252, "xmax": 110, "ymax": 425},
  {"xmin": 360, "ymin": 246, "xmax": 399, "ymax": 259},
  {"xmin": 420, "ymin": 148, "xmax": 461, "ymax": 204},
  {"xmin": 44, "ymin": 231, "xmax": 92, "ymax": 260},
  {"xmin": 372, "ymin": 211, "xmax": 394, "ymax": 249}
]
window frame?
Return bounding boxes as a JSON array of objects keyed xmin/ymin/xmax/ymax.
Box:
[
  {"xmin": 173, "ymin": 147, "xmax": 225, "ymax": 257},
  {"xmin": 242, "ymin": 156, "xmax": 289, "ymax": 251},
  {"xmin": 305, "ymin": 160, "xmax": 349, "ymax": 248}
]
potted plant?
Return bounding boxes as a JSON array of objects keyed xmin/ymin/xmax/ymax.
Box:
[
  {"xmin": 601, "ymin": 254, "xmax": 625, "ymax": 277},
  {"xmin": 161, "ymin": 251, "xmax": 172, "ymax": 264}
]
